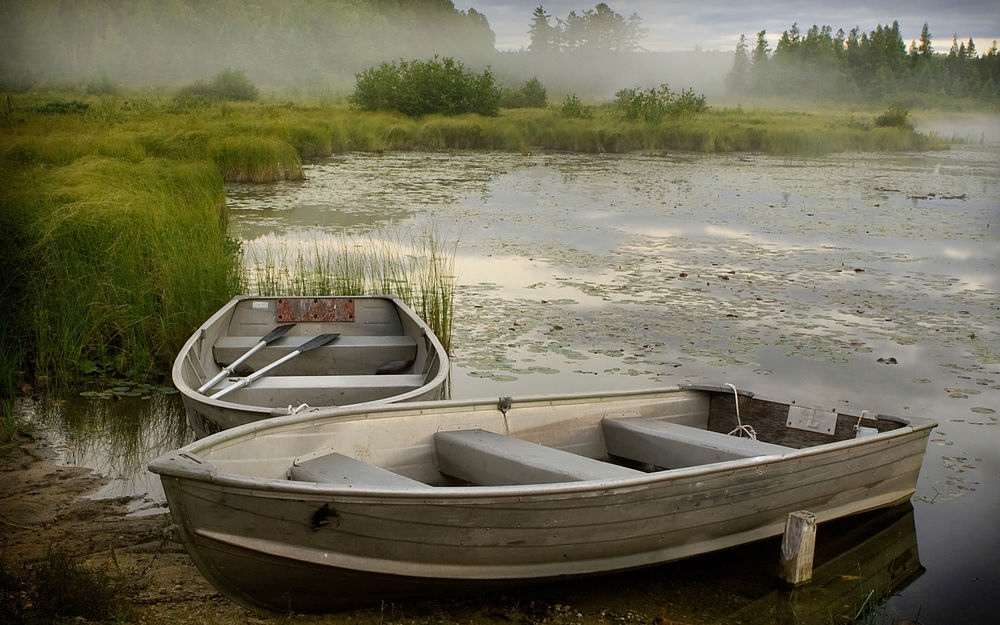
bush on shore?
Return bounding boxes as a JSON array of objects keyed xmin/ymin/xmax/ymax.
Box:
[{"xmin": 349, "ymin": 57, "xmax": 501, "ymax": 117}]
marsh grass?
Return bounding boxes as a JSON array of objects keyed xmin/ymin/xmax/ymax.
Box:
[
  {"xmin": 210, "ymin": 136, "xmax": 305, "ymax": 182},
  {"xmin": 245, "ymin": 232, "xmax": 455, "ymax": 352},
  {"xmin": 1, "ymin": 154, "xmax": 240, "ymax": 387}
]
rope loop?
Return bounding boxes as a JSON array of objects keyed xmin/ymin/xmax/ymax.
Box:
[{"xmin": 725, "ymin": 383, "xmax": 758, "ymax": 440}]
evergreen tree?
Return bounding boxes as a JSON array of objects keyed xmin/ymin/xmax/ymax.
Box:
[
  {"xmin": 918, "ymin": 23, "xmax": 933, "ymax": 58},
  {"xmin": 750, "ymin": 30, "xmax": 770, "ymax": 93},
  {"xmin": 725, "ymin": 33, "xmax": 751, "ymax": 94},
  {"xmin": 528, "ymin": 5, "xmax": 556, "ymax": 54},
  {"xmin": 559, "ymin": 3, "xmax": 644, "ymax": 53}
]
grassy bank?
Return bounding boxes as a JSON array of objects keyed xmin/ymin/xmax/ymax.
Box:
[{"xmin": 0, "ymin": 91, "xmax": 948, "ymax": 436}]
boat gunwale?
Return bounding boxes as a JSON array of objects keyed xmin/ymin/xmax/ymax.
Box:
[
  {"xmin": 149, "ymin": 385, "xmax": 937, "ymax": 501},
  {"xmin": 171, "ymin": 294, "xmax": 450, "ymax": 416}
]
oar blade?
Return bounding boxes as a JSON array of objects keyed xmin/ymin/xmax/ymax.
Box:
[
  {"xmin": 261, "ymin": 323, "xmax": 296, "ymax": 344},
  {"xmin": 299, "ymin": 333, "xmax": 340, "ymax": 352}
]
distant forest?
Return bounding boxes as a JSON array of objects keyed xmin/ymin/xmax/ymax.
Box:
[
  {"xmin": 2, "ymin": 0, "xmax": 997, "ymax": 105},
  {"xmin": 726, "ymin": 22, "xmax": 1000, "ymax": 103}
]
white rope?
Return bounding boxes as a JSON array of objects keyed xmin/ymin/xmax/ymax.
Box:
[
  {"xmin": 725, "ymin": 383, "xmax": 757, "ymax": 440},
  {"xmin": 287, "ymin": 403, "xmax": 310, "ymax": 415},
  {"xmin": 854, "ymin": 410, "xmax": 869, "ymax": 433}
]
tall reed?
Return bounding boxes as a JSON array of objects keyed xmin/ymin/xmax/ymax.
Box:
[
  {"xmin": 243, "ymin": 231, "xmax": 455, "ymax": 352},
  {"xmin": 1, "ymin": 154, "xmax": 240, "ymax": 387}
]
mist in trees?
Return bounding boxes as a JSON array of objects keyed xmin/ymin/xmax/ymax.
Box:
[
  {"xmin": 0, "ymin": 1, "xmax": 731, "ymax": 100},
  {"xmin": 725, "ymin": 20, "xmax": 1000, "ymax": 103},
  {"xmin": 499, "ymin": 3, "xmax": 728, "ymax": 99},
  {"xmin": 0, "ymin": 0, "xmax": 497, "ymax": 92}
]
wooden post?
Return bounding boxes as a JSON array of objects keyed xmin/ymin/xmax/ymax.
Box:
[{"xmin": 779, "ymin": 510, "xmax": 817, "ymax": 586}]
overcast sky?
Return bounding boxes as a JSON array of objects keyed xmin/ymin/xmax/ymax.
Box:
[{"xmin": 457, "ymin": 1, "xmax": 1000, "ymax": 52}]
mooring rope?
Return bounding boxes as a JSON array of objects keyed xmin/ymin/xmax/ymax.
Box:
[
  {"xmin": 725, "ymin": 382, "xmax": 757, "ymax": 440},
  {"xmin": 854, "ymin": 409, "xmax": 869, "ymax": 433}
]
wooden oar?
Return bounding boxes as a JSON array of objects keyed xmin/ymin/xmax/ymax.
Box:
[
  {"xmin": 197, "ymin": 324, "xmax": 296, "ymax": 394},
  {"xmin": 209, "ymin": 333, "xmax": 340, "ymax": 400}
]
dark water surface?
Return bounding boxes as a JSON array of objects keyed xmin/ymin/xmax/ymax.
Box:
[{"xmin": 27, "ymin": 139, "xmax": 999, "ymax": 622}]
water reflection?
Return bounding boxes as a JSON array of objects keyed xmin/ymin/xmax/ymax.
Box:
[
  {"xmin": 28, "ymin": 393, "xmax": 191, "ymax": 506},
  {"xmin": 729, "ymin": 504, "xmax": 923, "ymax": 623}
]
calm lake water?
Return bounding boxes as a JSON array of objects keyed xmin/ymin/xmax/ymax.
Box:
[{"xmin": 29, "ymin": 133, "xmax": 999, "ymax": 622}]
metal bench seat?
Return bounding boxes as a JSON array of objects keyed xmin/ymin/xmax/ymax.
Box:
[
  {"xmin": 212, "ymin": 335, "xmax": 418, "ymax": 375},
  {"xmin": 289, "ymin": 452, "xmax": 432, "ymax": 490},
  {"xmin": 206, "ymin": 374, "xmax": 428, "ymax": 408},
  {"xmin": 434, "ymin": 428, "xmax": 644, "ymax": 486},
  {"xmin": 602, "ymin": 418, "xmax": 794, "ymax": 469}
]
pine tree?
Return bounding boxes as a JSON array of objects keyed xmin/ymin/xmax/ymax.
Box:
[
  {"xmin": 725, "ymin": 33, "xmax": 751, "ymax": 94},
  {"xmin": 750, "ymin": 30, "xmax": 770, "ymax": 93},
  {"xmin": 528, "ymin": 5, "xmax": 555, "ymax": 54},
  {"xmin": 918, "ymin": 23, "xmax": 933, "ymax": 58}
]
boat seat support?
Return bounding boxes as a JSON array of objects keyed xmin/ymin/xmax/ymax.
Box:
[
  {"xmin": 603, "ymin": 418, "xmax": 794, "ymax": 469},
  {"xmin": 434, "ymin": 428, "xmax": 644, "ymax": 485}
]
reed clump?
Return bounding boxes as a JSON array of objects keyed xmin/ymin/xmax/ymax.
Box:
[
  {"xmin": 1, "ymin": 146, "xmax": 240, "ymax": 388},
  {"xmin": 244, "ymin": 231, "xmax": 455, "ymax": 353},
  {"xmin": 209, "ymin": 137, "xmax": 304, "ymax": 182}
]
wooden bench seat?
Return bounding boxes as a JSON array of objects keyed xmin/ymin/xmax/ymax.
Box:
[
  {"xmin": 434, "ymin": 428, "xmax": 644, "ymax": 486},
  {"xmin": 212, "ymin": 335, "xmax": 418, "ymax": 375},
  {"xmin": 603, "ymin": 418, "xmax": 794, "ymax": 469},
  {"xmin": 289, "ymin": 452, "xmax": 432, "ymax": 490}
]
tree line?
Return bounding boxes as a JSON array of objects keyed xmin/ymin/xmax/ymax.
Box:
[
  {"xmin": 528, "ymin": 3, "xmax": 644, "ymax": 54},
  {"xmin": 726, "ymin": 21, "xmax": 1000, "ymax": 103}
]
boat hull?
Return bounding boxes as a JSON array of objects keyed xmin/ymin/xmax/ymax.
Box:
[
  {"xmin": 152, "ymin": 388, "xmax": 934, "ymax": 613},
  {"xmin": 172, "ymin": 295, "xmax": 449, "ymax": 437}
]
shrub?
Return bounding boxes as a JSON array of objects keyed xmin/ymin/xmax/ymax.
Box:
[
  {"xmin": 557, "ymin": 93, "xmax": 592, "ymax": 119},
  {"xmin": 177, "ymin": 68, "xmax": 259, "ymax": 102},
  {"xmin": 615, "ymin": 84, "xmax": 708, "ymax": 123},
  {"xmin": 874, "ymin": 103, "xmax": 912, "ymax": 129},
  {"xmin": 501, "ymin": 77, "xmax": 548, "ymax": 108},
  {"xmin": 34, "ymin": 100, "xmax": 89, "ymax": 115},
  {"xmin": 349, "ymin": 56, "xmax": 501, "ymax": 117}
]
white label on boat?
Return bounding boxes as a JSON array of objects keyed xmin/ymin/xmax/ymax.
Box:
[
  {"xmin": 252, "ymin": 301, "xmax": 270, "ymax": 310},
  {"xmin": 786, "ymin": 405, "xmax": 838, "ymax": 435}
]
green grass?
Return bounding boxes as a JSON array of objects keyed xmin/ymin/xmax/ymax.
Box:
[{"xmin": 1, "ymin": 156, "xmax": 239, "ymax": 386}]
